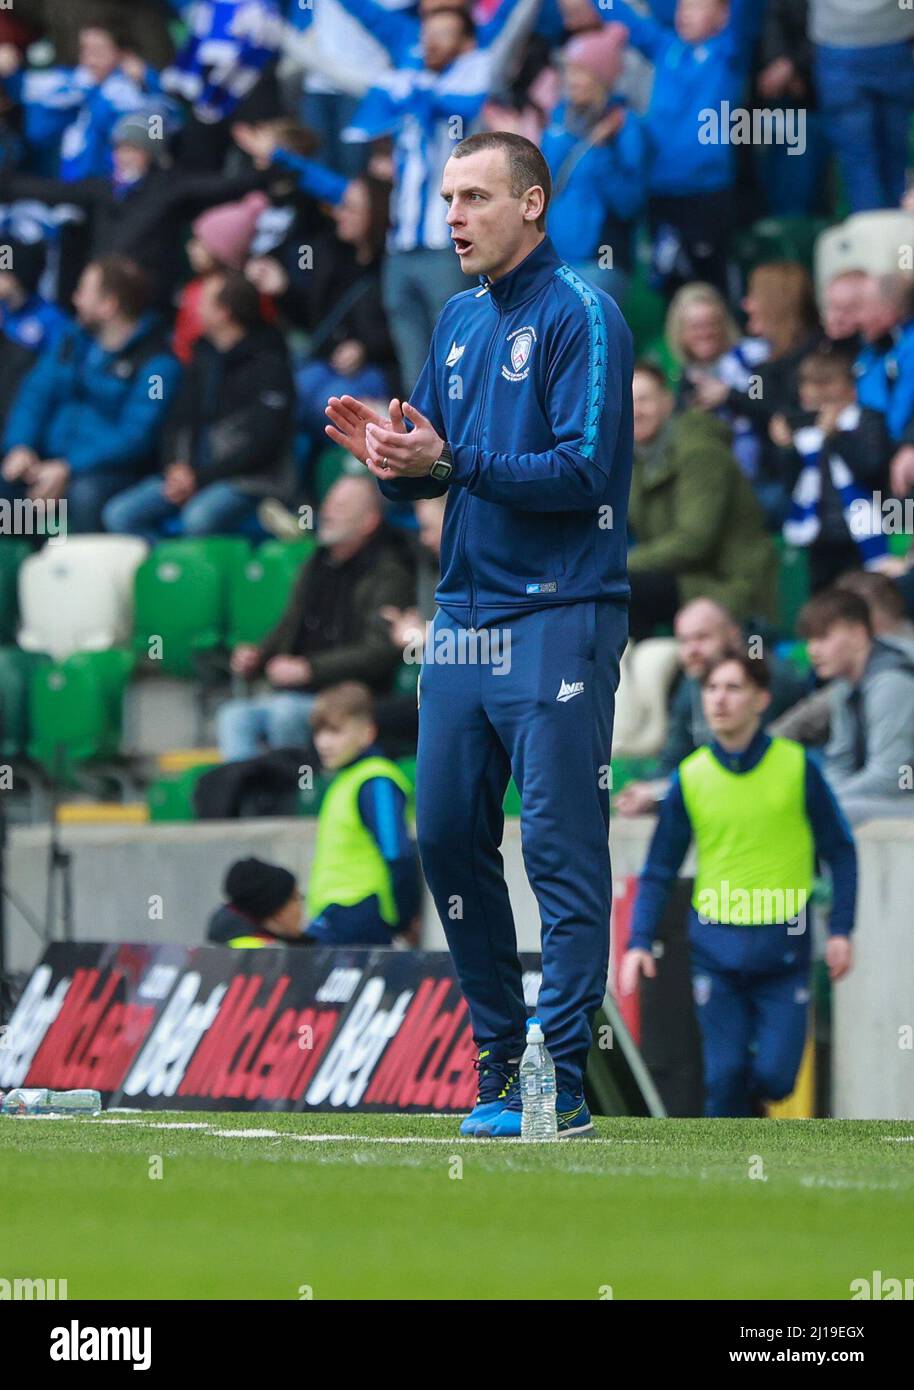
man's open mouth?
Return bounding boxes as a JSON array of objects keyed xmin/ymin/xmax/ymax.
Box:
[{"xmin": 452, "ymin": 237, "xmax": 473, "ymax": 257}]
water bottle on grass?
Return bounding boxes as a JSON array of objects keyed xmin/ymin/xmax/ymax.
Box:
[
  {"xmin": 0, "ymin": 1088, "xmax": 102, "ymax": 1116},
  {"xmin": 520, "ymin": 1017, "xmax": 557, "ymax": 1141}
]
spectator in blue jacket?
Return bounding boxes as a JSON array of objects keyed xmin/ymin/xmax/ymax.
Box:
[
  {"xmin": 0, "ymin": 255, "xmax": 181, "ymax": 532},
  {"xmin": 610, "ymin": 0, "xmax": 756, "ymax": 297},
  {"xmin": 855, "ymin": 274, "xmax": 914, "ymax": 505},
  {"xmin": 541, "ymin": 24, "xmax": 648, "ymax": 303},
  {"xmin": 342, "ymin": 0, "xmax": 540, "ymax": 390},
  {"xmin": 0, "ymin": 17, "xmax": 162, "ymax": 180},
  {"xmin": 0, "ymin": 236, "xmax": 69, "ymax": 423}
]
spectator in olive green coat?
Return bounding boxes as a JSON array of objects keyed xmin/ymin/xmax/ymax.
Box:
[{"xmin": 627, "ymin": 363, "xmax": 778, "ymax": 640}]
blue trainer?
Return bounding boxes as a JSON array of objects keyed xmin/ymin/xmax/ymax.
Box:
[
  {"xmin": 458, "ymin": 1051, "xmax": 520, "ymax": 1136},
  {"xmin": 475, "ymin": 1092, "xmax": 594, "ymax": 1139}
]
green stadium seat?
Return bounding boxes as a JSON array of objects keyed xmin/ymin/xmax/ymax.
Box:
[
  {"xmin": 641, "ymin": 334, "xmax": 681, "ymax": 388},
  {"xmin": 734, "ymin": 216, "xmax": 830, "ymax": 278},
  {"xmin": 147, "ymin": 763, "xmax": 220, "ymax": 822},
  {"xmin": 394, "ymin": 660, "xmax": 420, "ymax": 694},
  {"xmin": 28, "ymin": 649, "xmax": 134, "ymax": 773},
  {"xmin": 622, "ymin": 277, "xmax": 667, "ymax": 356},
  {"xmin": 502, "ymin": 778, "xmax": 522, "ymax": 816},
  {"xmin": 774, "ymin": 537, "xmax": 810, "ymax": 637},
  {"xmin": 0, "ymin": 646, "xmax": 47, "ymax": 758},
  {"xmin": 227, "ymin": 539, "xmax": 315, "ymax": 646},
  {"xmin": 154, "ymin": 536, "xmax": 251, "ymax": 576},
  {"xmin": 133, "ymin": 548, "xmax": 224, "ymax": 676},
  {"xmin": 0, "ymin": 539, "xmax": 32, "ymax": 644}
]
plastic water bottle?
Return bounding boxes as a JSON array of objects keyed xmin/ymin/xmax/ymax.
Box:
[
  {"xmin": 0, "ymin": 1088, "xmax": 102, "ymax": 1116},
  {"xmin": 520, "ymin": 1017, "xmax": 557, "ymax": 1141}
]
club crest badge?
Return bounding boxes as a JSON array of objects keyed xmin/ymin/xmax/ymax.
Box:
[{"xmin": 502, "ymin": 325, "xmax": 537, "ymax": 381}]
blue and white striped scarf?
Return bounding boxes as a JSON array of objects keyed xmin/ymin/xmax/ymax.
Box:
[{"xmin": 782, "ymin": 405, "xmax": 888, "ymax": 567}]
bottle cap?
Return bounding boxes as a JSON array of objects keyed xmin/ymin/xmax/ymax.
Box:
[{"xmin": 526, "ymin": 1017, "xmax": 544, "ymax": 1042}]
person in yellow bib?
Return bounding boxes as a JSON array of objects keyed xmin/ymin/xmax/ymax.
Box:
[
  {"xmin": 304, "ymin": 681, "xmax": 421, "ymax": 946},
  {"xmin": 620, "ymin": 650, "xmax": 857, "ymax": 1117}
]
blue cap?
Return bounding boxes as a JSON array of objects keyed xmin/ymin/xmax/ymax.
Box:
[{"xmin": 526, "ymin": 1016, "xmax": 541, "ymax": 1030}]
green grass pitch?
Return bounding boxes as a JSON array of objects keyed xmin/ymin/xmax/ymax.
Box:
[{"xmin": 2, "ymin": 1112, "xmax": 913, "ymax": 1300}]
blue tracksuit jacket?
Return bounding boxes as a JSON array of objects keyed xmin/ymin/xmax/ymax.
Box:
[{"xmin": 379, "ymin": 235, "xmax": 634, "ymax": 628}]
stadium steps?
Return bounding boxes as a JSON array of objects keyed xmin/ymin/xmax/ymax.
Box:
[
  {"xmin": 56, "ymin": 802, "xmax": 149, "ymax": 825},
  {"xmin": 156, "ymin": 747, "xmax": 222, "ymax": 774}
]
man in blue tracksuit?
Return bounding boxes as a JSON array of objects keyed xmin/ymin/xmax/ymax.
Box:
[
  {"xmin": 326, "ymin": 131, "xmax": 633, "ymax": 1138},
  {"xmin": 621, "ymin": 651, "xmax": 857, "ymax": 1117}
]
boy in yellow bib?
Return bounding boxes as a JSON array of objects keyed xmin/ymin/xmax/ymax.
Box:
[
  {"xmin": 306, "ymin": 682, "xmax": 421, "ymax": 946},
  {"xmin": 621, "ymin": 651, "xmax": 856, "ymax": 1116}
]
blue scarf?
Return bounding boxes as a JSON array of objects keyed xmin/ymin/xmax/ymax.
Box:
[{"xmin": 783, "ymin": 406, "xmax": 888, "ymax": 566}]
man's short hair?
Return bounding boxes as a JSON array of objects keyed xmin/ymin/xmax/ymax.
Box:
[
  {"xmin": 633, "ymin": 359, "xmax": 669, "ymax": 391},
  {"xmin": 797, "ymin": 587, "xmax": 873, "ymax": 639},
  {"xmin": 450, "ymin": 131, "xmax": 551, "ymax": 231},
  {"xmin": 213, "ymin": 271, "xmax": 263, "ymax": 332},
  {"xmin": 311, "ymin": 681, "xmax": 376, "ymax": 732},
  {"xmin": 93, "ymin": 255, "xmax": 152, "ymax": 319},
  {"xmin": 835, "ymin": 570, "xmax": 907, "ymax": 625},
  {"xmin": 798, "ymin": 347, "xmax": 855, "ymax": 387},
  {"xmin": 701, "ymin": 649, "xmax": 771, "ymax": 691}
]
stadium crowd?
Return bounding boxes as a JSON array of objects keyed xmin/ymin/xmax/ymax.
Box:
[{"xmin": 1, "ymin": 0, "xmax": 914, "ymax": 961}]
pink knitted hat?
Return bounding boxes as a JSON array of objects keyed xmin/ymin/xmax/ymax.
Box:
[
  {"xmin": 192, "ymin": 192, "xmax": 269, "ymax": 271},
  {"xmin": 562, "ymin": 22, "xmax": 628, "ymax": 88}
]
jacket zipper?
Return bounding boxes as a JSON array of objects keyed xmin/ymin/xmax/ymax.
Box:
[{"xmin": 463, "ymin": 298, "xmax": 502, "ymax": 630}]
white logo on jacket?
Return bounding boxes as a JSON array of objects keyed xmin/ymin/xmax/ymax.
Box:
[
  {"xmin": 502, "ymin": 325, "xmax": 537, "ymax": 382},
  {"xmin": 556, "ymin": 678, "xmax": 584, "ymax": 703}
]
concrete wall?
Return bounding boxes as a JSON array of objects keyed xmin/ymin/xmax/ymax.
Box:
[{"xmin": 4, "ymin": 816, "xmax": 911, "ymax": 1118}]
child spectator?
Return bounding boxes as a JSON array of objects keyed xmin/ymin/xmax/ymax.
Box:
[
  {"xmin": 610, "ymin": 0, "xmax": 756, "ymax": 297},
  {"xmin": 305, "ymin": 681, "xmax": 421, "ymax": 946},
  {"xmin": 666, "ymin": 282, "xmax": 768, "ymax": 487},
  {"xmin": 539, "ymin": 23, "xmax": 647, "ymax": 303},
  {"xmin": 173, "ymin": 190, "xmax": 270, "ymax": 364},
  {"xmin": 780, "ymin": 349, "xmax": 892, "ymax": 591}
]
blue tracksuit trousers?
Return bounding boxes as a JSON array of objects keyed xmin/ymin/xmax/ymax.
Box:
[
  {"xmin": 689, "ymin": 912, "xmax": 812, "ymax": 1117},
  {"xmin": 415, "ymin": 599, "xmax": 628, "ymax": 1095}
]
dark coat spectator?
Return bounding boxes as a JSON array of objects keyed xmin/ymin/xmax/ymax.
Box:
[{"xmin": 103, "ymin": 271, "xmax": 295, "ymax": 540}]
